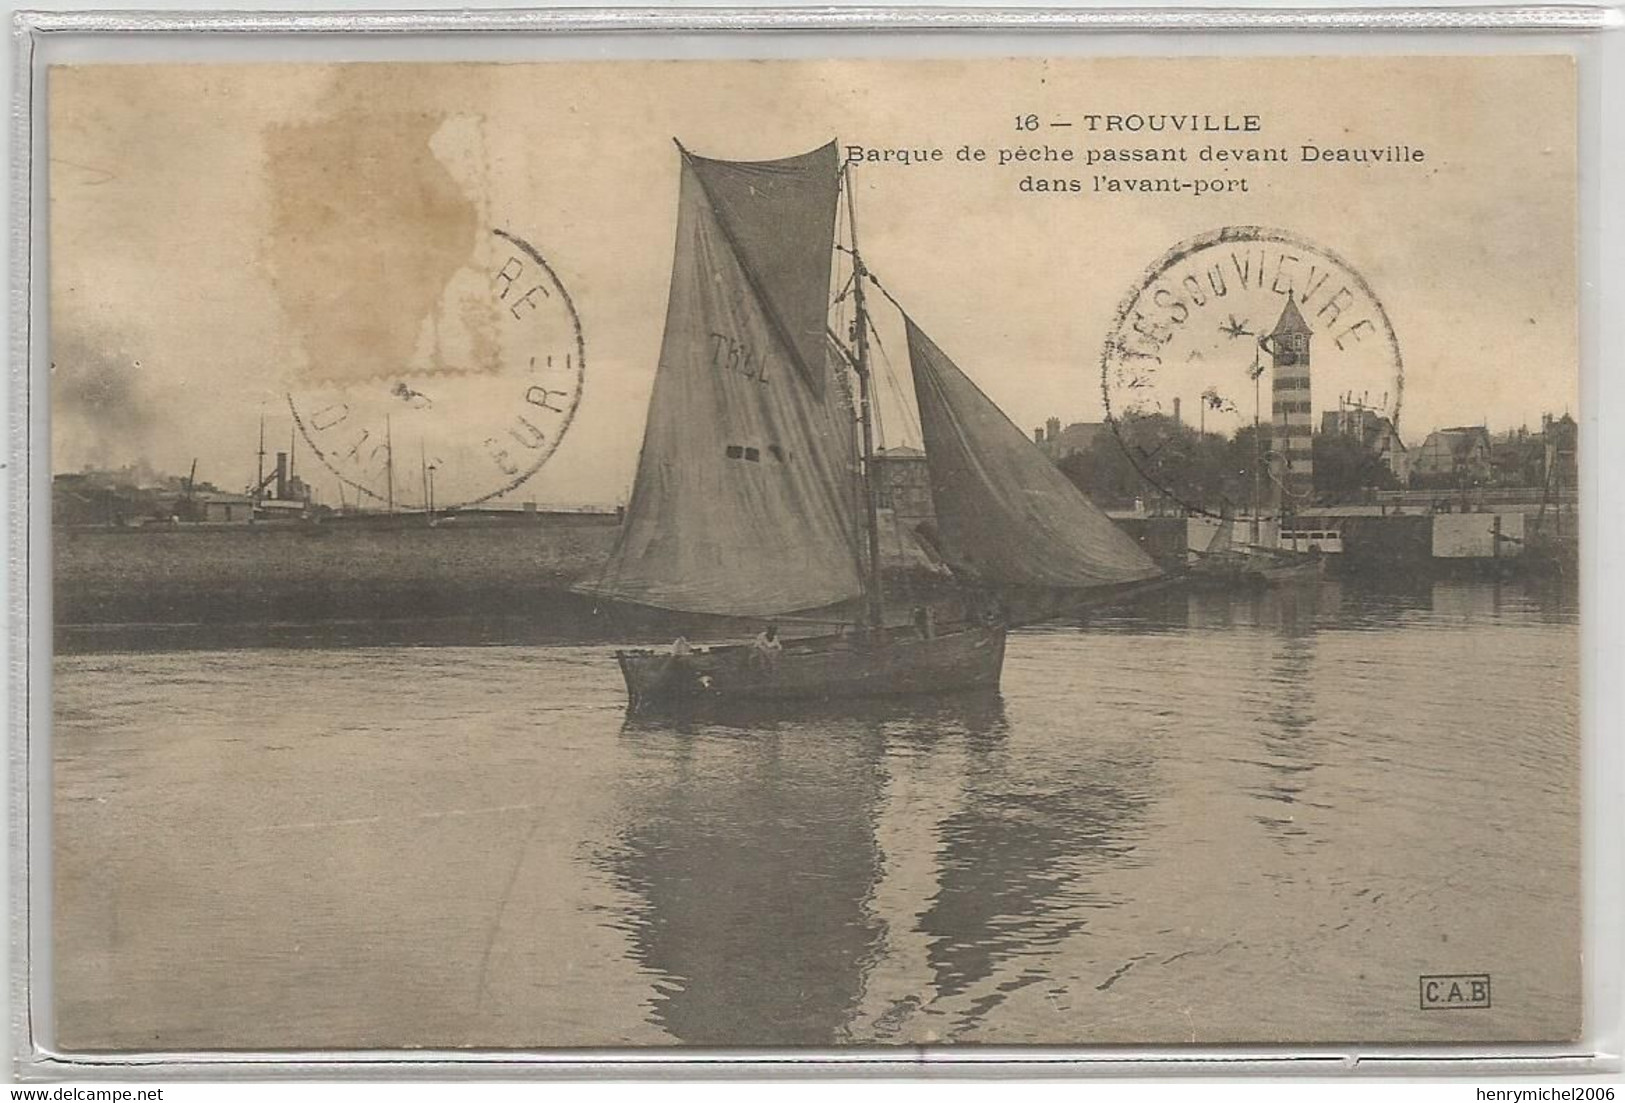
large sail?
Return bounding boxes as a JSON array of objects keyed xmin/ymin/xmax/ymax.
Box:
[
  {"xmin": 581, "ymin": 142, "xmax": 864, "ymax": 617},
  {"xmin": 906, "ymin": 318, "xmax": 1160, "ymax": 588}
]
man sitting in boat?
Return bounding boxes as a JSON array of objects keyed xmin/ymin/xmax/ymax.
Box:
[
  {"xmin": 911, "ymin": 605, "xmax": 936, "ymax": 639},
  {"xmin": 662, "ymin": 635, "xmax": 700, "ymax": 685},
  {"xmin": 979, "ymin": 595, "xmax": 1010, "ymax": 628},
  {"xmin": 750, "ymin": 624, "xmax": 783, "ymax": 668}
]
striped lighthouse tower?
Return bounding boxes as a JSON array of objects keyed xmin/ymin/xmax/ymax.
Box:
[{"xmin": 1267, "ymin": 296, "xmax": 1314, "ymax": 507}]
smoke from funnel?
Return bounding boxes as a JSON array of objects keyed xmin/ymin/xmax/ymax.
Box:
[{"xmin": 51, "ymin": 327, "xmax": 164, "ymax": 473}]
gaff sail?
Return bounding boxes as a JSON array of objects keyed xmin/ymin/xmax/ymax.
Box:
[
  {"xmin": 906, "ymin": 317, "xmax": 1161, "ymax": 588},
  {"xmin": 580, "ymin": 143, "xmax": 865, "ymax": 617}
]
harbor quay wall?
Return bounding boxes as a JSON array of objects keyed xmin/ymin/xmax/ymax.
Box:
[
  {"xmin": 53, "ymin": 509, "xmax": 1566, "ymax": 649},
  {"xmin": 1313, "ymin": 514, "xmax": 1433, "ymax": 573},
  {"xmin": 1114, "ymin": 512, "xmax": 1558, "ymax": 577},
  {"xmin": 54, "ymin": 521, "xmax": 620, "ymax": 630}
]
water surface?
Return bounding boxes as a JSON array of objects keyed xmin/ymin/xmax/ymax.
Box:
[{"xmin": 53, "ymin": 578, "xmax": 1581, "ymax": 1049}]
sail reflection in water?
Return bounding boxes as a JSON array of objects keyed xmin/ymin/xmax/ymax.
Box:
[
  {"xmin": 601, "ymin": 692, "xmax": 1154, "ymax": 1044},
  {"xmin": 601, "ymin": 703, "xmax": 891, "ymax": 1045}
]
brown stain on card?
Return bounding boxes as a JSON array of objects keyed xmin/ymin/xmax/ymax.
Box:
[{"xmin": 263, "ymin": 107, "xmax": 480, "ymax": 385}]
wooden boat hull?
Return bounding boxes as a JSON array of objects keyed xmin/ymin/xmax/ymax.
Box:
[
  {"xmin": 616, "ymin": 623, "xmax": 1006, "ymax": 711},
  {"xmin": 1186, "ymin": 552, "xmax": 1325, "ymax": 589},
  {"xmin": 1250, "ymin": 558, "xmax": 1325, "ymax": 585}
]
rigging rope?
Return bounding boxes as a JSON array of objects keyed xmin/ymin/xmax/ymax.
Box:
[
  {"xmin": 830, "ymin": 254, "xmax": 924, "ymax": 447},
  {"xmin": 866, "ymin": 319, "xmax": 924, "ymax": 447}
]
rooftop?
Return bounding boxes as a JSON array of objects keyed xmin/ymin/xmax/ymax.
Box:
[{"xmin": 1269, "ymin": 295, "xmax": 1312, "ymax": 338}]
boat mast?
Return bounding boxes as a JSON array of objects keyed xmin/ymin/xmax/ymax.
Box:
[
  {"xmin": 1251, "ymin": 346, "xmax": 1263, "ymax": 548},
  {"xmin": 385, "ymin": 413, "xmax": 395, "ymax": 515},
  {"xmin": 255, "ymin": 414, "xmax": 266, "ymax": 509},
  {"xmin": 842, "ymin": 164, "xmax": 885, "ymax": 631}
]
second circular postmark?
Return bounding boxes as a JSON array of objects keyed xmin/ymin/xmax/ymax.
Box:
[{"xmin": 1099, "ymin": 226, "xmax": 1403, "ymax": 520}]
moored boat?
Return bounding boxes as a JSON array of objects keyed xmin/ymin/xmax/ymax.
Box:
[
  {"xmin": 1194, "ymin": 553, "xmax": 1324, "ymax": 588},
  {"xmin": 1187, "ymin": 519, "xmax": 1325, "ymax": 588}
]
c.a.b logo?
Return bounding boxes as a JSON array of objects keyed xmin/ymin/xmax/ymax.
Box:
[{"xmin": 1419, "ymin": 973, "xmax": 1491, "ymax": 1010}]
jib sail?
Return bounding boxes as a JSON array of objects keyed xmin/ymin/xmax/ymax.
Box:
[{"xmin": 906, "ymin": 317, "xmax": 1160, "ymax": 588}]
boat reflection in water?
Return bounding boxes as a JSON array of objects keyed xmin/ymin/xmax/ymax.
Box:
[
  {"xmin": 1090, "ymin": 574, "xmax": 1579, "ymax": 638},
  {"xmin": 899, "ymin": 717, "xmax": 1152, "ymax": 1038},
  {"xmin": 601, "ymin": 688, "xmax": 1153, "ymax": 1045}
]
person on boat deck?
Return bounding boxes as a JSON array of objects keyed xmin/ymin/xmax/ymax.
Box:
[
  {"xmin": 750, "ymin": 624, "xmax": 783, "ymax": 666},
  {"xmin": 911, "ymin": 605, "xmax": 936, "ymax": 639}
]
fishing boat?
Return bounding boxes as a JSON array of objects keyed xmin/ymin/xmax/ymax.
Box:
[
  {"xmin": 577, "ymin": 140, "xmax": 1159, "ymax": 710},
  {"xmin": 1187, "ymin": 513, "xmax": 1324, "ymax": 589}
]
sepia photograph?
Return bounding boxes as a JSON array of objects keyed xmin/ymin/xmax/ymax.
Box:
[{"xmin": 46, "ymin": 54, "xmax": 1581, "ymax": 1051}]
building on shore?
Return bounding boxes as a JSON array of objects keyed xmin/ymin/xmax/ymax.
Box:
[
  {"xmin": 871, "ymin": 445, "xmax": 934, "ymax": 529},
  {"xmin": 1030, "ymin": 418, "xmax": 1108, "ymax": 461},
  {"xmin": 1414, "ymin": 426, "xmax": 1494, "ymax": 483},
  {"xmin": 197, "ymin": 492, "xmax": 255, "ymax": 523},
  {"xmin": 1489, "ymin": 413, "xmax": 1578, "ymax": 489},
  {"xmin": 1320, "ymin": 403, "xmax": 1410, "ymax": 482}
]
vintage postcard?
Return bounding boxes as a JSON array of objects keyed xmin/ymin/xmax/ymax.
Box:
[{"xmin": 48, "ymin": 55, "xmax": 1579, "ymax": 1050}]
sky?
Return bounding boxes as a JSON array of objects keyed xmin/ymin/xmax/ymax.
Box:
[{"xmin": 49, "ymin": 55, "xmax": 1578, "ymax": 507}]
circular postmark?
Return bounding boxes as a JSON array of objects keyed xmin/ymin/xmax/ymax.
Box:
[
  {"xmin": 1099, "ymin": 226, "xmax": 1402, "ymax": 520},
  {"xmin": 288, "ymin": 227, "xmax": 585, "ymax": 511}
]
